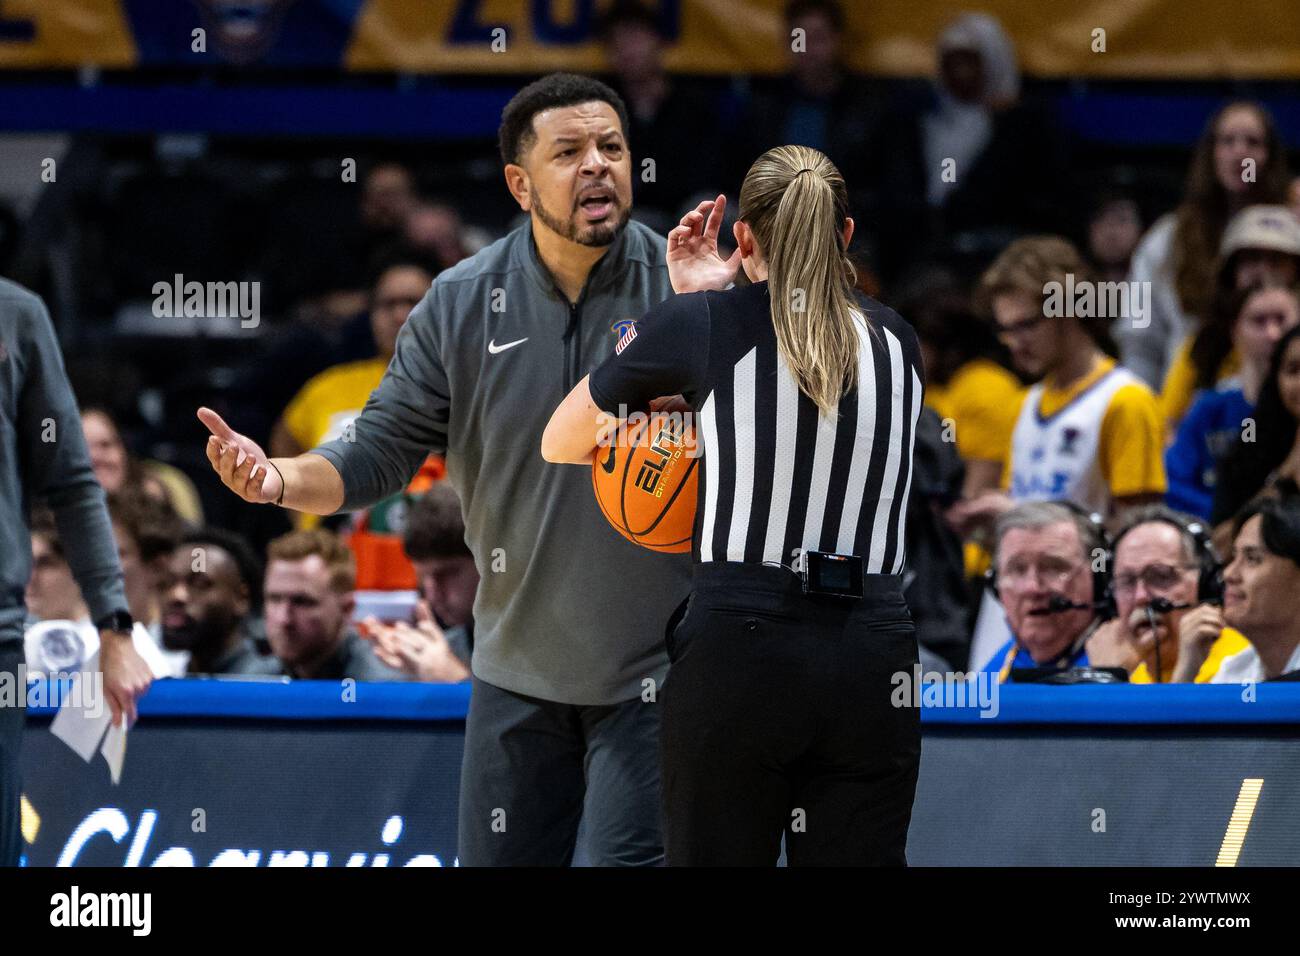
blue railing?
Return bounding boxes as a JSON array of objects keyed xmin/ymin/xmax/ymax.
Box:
[{"xmin": 22, "ymin": 678, "xmax": 1300, "ymax": 725}]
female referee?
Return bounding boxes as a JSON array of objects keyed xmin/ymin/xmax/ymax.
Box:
[{"xmin": 542, "ymin": 145, "xmax": 926, "ymax": 866}]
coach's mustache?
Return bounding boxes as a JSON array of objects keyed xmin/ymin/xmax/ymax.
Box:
[{"xmin": 574, "ymin": 184, "xmax": 618, "ymax": 209}]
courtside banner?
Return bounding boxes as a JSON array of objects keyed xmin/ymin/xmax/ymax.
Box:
[
  {"xmin": 19, "ymin": 717, "xmax": 466, "ymax": 867},
  {"xmin": 2, "ymin": 0, "xmax": 1300, "ymax": 78},
  {"xmin": 17, "ymin": 682, "xmax": 1300, "ymax": 867}
]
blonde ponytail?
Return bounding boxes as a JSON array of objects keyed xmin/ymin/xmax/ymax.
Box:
[{"xmin": 739, "ymin": 145, "xmax": 860, "ymax": 415}]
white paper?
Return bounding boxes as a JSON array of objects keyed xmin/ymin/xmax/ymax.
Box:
[
  {"xmin": 100, "ymin": 720, "xmax": 128, "ymax": 785},
  {"xmin": 48, "ymin": 667, "xmax": 109, "ymax": 761},
  {"xmin": 48, "ymin": 623, "xmax": 169, "ymax": 784}
]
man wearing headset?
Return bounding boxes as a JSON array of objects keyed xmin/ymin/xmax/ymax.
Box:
[
  {"xmin": 1087, "ymin": 504, "xmax": 1248, "ymax": 683},
  {"xmin": 979, "ymin": 501, "xmax": 1111, "ymax": 682}
]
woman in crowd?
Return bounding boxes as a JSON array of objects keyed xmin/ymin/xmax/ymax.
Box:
[
  {"xmin": 1118, "ymin": 101, "xmax": 1289, "ymax": 390},
  {"xmin": 82, "ymin": 406, "xmax": 204, "ymax": 524},
  {"xmin": 1161, "ymin": 204, "xmax": 1300, "ymax": 429},
  {"xmin": 1167, "ymin": 282, "xmax": 1300, "ymax": 520},
  {"xmin": 1212, "ymin": 323, "xmax": 1300, "ymax": 530}
]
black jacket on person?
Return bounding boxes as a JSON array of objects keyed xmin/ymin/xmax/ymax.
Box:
[
  {"xmin": 902, "ymin": 407, "xmax": 972, "ymax": 671},
  {"xmin": 875, "ymin": 91, "xmax": 1072, "ymax": 283}
]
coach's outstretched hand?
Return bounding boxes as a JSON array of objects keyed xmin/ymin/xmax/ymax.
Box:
[
  {"xmin": 667, "ymin": 194, "xmax": 741, "ymax": 294},
  {"xmin": 198, "ymin": 406, "xmax": 282, "ymax": 505}
]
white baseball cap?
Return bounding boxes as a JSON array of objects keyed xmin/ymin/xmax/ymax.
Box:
[{"xmin": 1220, "ymin": 205, "xmax": 1300, "ymax": 259}]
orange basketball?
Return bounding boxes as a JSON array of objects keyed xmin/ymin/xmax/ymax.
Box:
[{"xmin": 592, "ymin": 412, "xmax": 699, "ymax": 553}]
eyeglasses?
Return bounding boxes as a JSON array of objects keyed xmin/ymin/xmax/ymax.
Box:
[
  {"xmin": 1112, "ymin": 563, "xmax": 1197, "ymax": 596},
  {"xmin": 995, "ymin": 313, "xmax": 1051, "ymax": 341},
  {"xmin": 998, "ymin": 558, "xmax": 1084, "ymax": 590}
]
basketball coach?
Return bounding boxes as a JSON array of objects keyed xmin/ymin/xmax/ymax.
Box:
[{"xmin": 201, "ymin": 73, "xmax": 735, "ymax": 866}]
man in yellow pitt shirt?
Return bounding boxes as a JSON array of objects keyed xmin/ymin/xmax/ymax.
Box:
[
  {"xmin": 948, "ymin": 237, "xmax": 1166, "ymax": 536},
  {"xmin": 1086, "ymin": 505, "xmax": 1246, "ymax": 682},
  {"xmin": 272, "ymin": 258, "xmax": 435, "ymax": 460},
  {"xmin": 946, "ymin": 237, "xmax": 1167, "ymax": 671}
]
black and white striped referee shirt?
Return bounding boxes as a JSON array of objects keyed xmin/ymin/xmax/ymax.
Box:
[{"xmin": 588, "ymin": 281, "xmax": 926, "ymax": 574}]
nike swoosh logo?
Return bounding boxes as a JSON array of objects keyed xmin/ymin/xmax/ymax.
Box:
[
  {"xmin": 488, "ymin": 337, "xmax": 528, "ymax": 354},
  {"xmin": 600, "ymin": 447, "xmax": 616, "ymax": 474}
]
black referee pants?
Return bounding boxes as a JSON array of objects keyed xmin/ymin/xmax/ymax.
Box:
[{"xmin": 661, "ymin": 563, "xmax": 921, "ymax": 866}]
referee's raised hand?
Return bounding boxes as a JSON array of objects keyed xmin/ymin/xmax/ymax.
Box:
[
  {"xmin": 667, "ymin": 193, "xmax": 741, "ymax": 294},
  {"xmin": 198, "ymin": 406, "xmax": 282, "ymax": 505}
]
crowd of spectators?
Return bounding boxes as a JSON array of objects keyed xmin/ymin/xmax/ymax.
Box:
[{"xmin": 10, "ymin": 0, "xmax": 1300, "ymax": 687}]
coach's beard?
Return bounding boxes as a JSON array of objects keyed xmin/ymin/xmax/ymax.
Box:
[{"xmin": 533, "ymin": 192, "xmax": 630, "ymax": 247}]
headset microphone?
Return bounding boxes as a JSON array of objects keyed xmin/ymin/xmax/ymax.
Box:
[
  {"xmin": 1027, "ymin": 594, "xmax": 1096, "ymax": 616},
  {"xmin": 1140, "ymin": 598, "xmax": 1195, "ymax": 682}
]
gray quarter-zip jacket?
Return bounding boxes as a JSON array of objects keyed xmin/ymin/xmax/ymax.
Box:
[
  {"xmin": 312, "ymin": 220, "xmax": 691, "ymax": 705},
  {"xmin": 1, "ymin": 280, "xmax": 127, "ymax": 645}
]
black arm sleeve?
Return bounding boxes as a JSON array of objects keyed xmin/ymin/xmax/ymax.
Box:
[{"xmin": 588, "ymin": 291, "xmax": 710, "ymax": 417}]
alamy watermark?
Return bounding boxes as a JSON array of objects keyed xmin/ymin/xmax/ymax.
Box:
[
  {"xmin": 891, "ymin": 665, "xmax": 1000, "ymax": 718},
  {"xmin": 49, "ymin": 885, "xmax": 150, "ymax": 935},
  {"xmin": 0, "ymin": 664, "xmax": 104, "ymax": 718},
  {"xmin": 1043, "ymin": 273, "xmax": 1151, "ymax": 329},
  {"xmin": 152, "ymin": 274, "xmax": 260, "ymax": 328}
]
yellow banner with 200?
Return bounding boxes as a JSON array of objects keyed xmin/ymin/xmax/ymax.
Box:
[{"xmin": 3, "ymin": 0, "xmax": 1299, "ymax": 79}]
